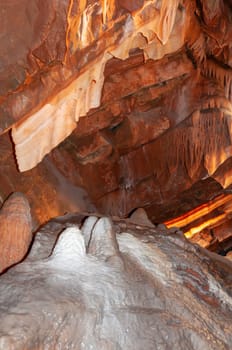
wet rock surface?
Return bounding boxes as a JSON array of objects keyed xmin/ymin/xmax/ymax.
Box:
[{"xmin": 0, "ymin": 213, "xmax": 231, "ymax": 349}]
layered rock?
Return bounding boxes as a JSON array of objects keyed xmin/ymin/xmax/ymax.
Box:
[
  {"xmin": 0, "ymin": 214, "xmax": 231, "ymax": 349},
  {"xmin": 1, "ymin": 0, "xmax": 185, "ymax": 171},
  {"xmin": 165, "ymin": 193, "xmax": 232, "ymax": 249},
  {"xmin": 1, "ymin": 0, "xmax": 232, "ymax": 246},
  {"xmin": 1, "ymin": 0, "xmax": 231, "ymax": 174}
]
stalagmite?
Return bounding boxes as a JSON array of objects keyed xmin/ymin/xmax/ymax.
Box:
[
  {"xmin": 82, "ymin": 215, "xmax": 99, "ymax": 248},
  {"xmin": 0, "ymin": 215, "xmax": 231, "ymax": 349},
  {"xmin": 0, "ymin": 193, "xmax": 32, "ymax": 273},
  {"xmin": 49, "ymin": 226, "xmax": 86, "ymax": 267},
  {"xmin": 87, "ymin": 217, "xmax": 121, "ymax": 263},
  {"xmin": 1, "ymin": 5, "xmax": 232, "ymax": 338}
]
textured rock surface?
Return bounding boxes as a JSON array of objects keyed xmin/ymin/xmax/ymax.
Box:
[
  {"xmin": 0, "ymin": 215, "xmax": 231, "ymax": 349},
  {"xmin": 0, "ymin": 134, "xmax": 95, "ymax": 228},
  {"xmin": 165, "ymin": 193, "xmax": 232, "ymax": 248},
  {"xmin": 0, "ymin": 193, "xmax": 32, "ymax": 273}
]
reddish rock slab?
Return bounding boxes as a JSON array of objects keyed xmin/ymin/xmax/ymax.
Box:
[{"xmin": 0, "ymin": 192, "xmax": 32, "ymax": 273}]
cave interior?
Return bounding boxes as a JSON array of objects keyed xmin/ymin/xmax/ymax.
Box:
[{"xmin": 0, "ymin": 1, "xmax": 232, "ymax": 349}]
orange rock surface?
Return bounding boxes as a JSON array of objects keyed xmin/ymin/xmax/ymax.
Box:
[
  {"xmin": 1, "ymin": 1, "xmax": 232, "ymax": 250},
  {"xmin": 0, "ymin": 193, "xmax": 32, "ymax": 273}
]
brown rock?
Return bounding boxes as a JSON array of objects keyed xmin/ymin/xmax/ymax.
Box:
[
  {"xmin": 0, "ymin": 193, "xmax": 32, "ymax": 273},
  {"xmin": 128, "ymin": 208, "xmax": 155, "ymax": 227},
  {"xmin": 1, "ymin": 0, "xmax": 232, "ymax": 250}
]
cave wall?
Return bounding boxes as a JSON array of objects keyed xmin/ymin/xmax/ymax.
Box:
[{"xmin": 1, "ymin": 1, "xmax": 232, "ymax": 243}]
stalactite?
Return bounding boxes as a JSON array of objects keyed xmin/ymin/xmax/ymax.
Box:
[
  {"xmin": 10, "ymin": 0, "xmax": 232, "ymax": 177},
  {"xmin": 202, "ymin": 59, "xmax": 232, "ymax": 101},
  {"xmin": 101, "ymin": 0, "xmax": 116, "ymax": 25},
  {"xmin": 11, "ymin": 1, "xmax": 186, "ymax": 172},
  {"xmin": 188, "ymin": 33, "xmax": 206, "ymax": 65},
  {"xmin": 156, "ymin": 0, "xmax": 179, "ymax": 45},
  {"xmin": 153, "ymin": 109, "xmax": 231, "ymax": 184}
]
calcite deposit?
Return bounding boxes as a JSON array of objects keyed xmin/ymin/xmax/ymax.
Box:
[
  {"xmin": 0, "ymin": 214, "xmax": 231, "ymax": 349},
  {"xmin": 1, "ymin": 2, "xmax": 232, "ymax": 348}
]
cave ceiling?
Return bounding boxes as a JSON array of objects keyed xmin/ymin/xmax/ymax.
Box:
[{"xmin": 1, "ymin": 0, "xmax": 232, "ymax": 250}]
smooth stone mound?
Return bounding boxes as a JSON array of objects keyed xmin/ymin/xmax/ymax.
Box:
[
  {"xmin": 87, "ymin": 217, "xmax": 121, "ymax": 262},
  {"xmin": 49, "ymin": 226, "xmax": 86, "ymax": 267},
  {"xmin": 0, "ymin": 215, "xmax": 231, "ymax": 349},
  {"xmin": 82, "ymin": 215, "xmax": 98, "ymax": 248}
]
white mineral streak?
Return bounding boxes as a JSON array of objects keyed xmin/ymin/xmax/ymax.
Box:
[
  {"xmin": 11, "ymin": 1, "xmax": 184, "ymax": 172},
  {"xmin": 0, "ymin": 217, "xmax": 231, "ymax": 349},
  {"xmin": 117, "ymin": 233, "xmax": 178, "ymax": 286},
  {"xmin": 208, "ymin": 274, "xmax": 232, "ymax": 307}
]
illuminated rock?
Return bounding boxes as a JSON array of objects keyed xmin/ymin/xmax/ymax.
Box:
[
  {"xmin": 1, "ymin": 0, "xmax": 232, "ymax": 248},
  {"xmin": 0, "ymin": 215, "xmax": 231, "ymax": 349}
]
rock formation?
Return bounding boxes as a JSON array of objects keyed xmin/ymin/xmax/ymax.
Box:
[
  {"xmin": 0, "ymin": 1, "xmax": 232, "ymax": 347},
  {"xmin": 0, "ymin": 193, "xmax": 32, "ymax": 273},
  {"xmin": 2, "ymin": 0, "xmax": 232, "ymax": 347},
  {"xmin": 0, "ymin": 2, "xmax": 232, "ymax": 264},
  {"xmin": 0, "ymin": 214, "xmax": 231, "ymax": 349}
]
